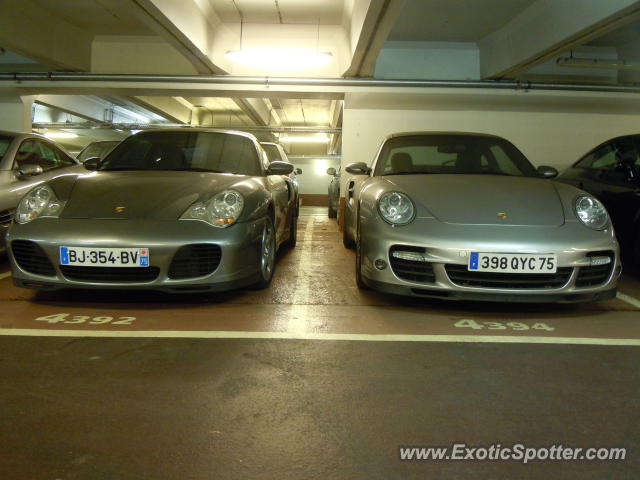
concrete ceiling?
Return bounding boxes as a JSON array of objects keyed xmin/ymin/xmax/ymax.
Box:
[
  {"xmin": 209, "ymin": 0, "xmax": 346, "ymax": 25},
  {"xmin": 388, "ymin": 0, "xmax": 537, "ymax": 42},
  {"xmin": 30, "ymin": 0, "xmax": 155, "ymax": 35}
]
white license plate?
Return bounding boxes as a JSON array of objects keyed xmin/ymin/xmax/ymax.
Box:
[
  {"xmin": 468, "ymin": 252, "xmax": 557, "ymax": 273},
  {"xmin": 60, "ymin": 247, "xmax": 150, "ymax": 267}
]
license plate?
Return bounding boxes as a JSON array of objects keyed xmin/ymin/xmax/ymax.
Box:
[
  {"xmin": 60, "ymin": 247, "xmax": 150, "ymax": 267},
  {"xmin": 468, "ymin": 252, "xmax": 556, "ymax": 273}
]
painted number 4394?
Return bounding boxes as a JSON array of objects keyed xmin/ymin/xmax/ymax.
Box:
[
  {"xmin": 35, "ymin": 313, "xmax": 136, "ymax": 325},
  {"xmin": 454, "ymin": 319, "xmax": 554, "ymax": 331}
]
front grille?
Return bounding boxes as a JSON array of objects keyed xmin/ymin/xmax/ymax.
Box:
[
  {"xmin": 389, "ymin": 245, "xmax": 435, "ymax": 283},
  {"xmin": 576, "ymin": 251, "xmax": 614, "ymax": 287},
  {"xmin": 445, "ymin": 264, "xmax": 572, "ymax": 289},
  {"xmin": 60, "ymin": 266, "xmax": 160, "ymax": 283},
  {"xmin": 168, "ymin": 244, "xmax": 222, "ymax": 280},
  {"xmin": 0, "ymin": 209, "xmax": 14, "ymax": 227},
  {"xmin": 11, "ymin": 240, "xmax": 56, "ymax": 277}
]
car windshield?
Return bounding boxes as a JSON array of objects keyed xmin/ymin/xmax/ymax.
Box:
[
  {"xmin": 0, "ymin": 135, "xmax": 14, "ymax": 161},
  {"xmin": 78, "ymin": 141, "xmax": 120, "ymax": 161},
  {"xmin": 261, "ymin": 143, "xmax": 284, "ymax": 163},
  {"xmin": 100, "ymin": 131, "xmax": 261, "ymax": 176},
  {"xmin": 375, "ymin": 134, "xmax": 538, "ymax": 177}
]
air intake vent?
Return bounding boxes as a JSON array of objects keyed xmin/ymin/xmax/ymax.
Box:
[
  {"xmin": 168, "ymin": 244, "xmax": 222, "ymax": 279},
  {"xmin": 11, "ymin": 240, "xmax": 55, "ymax": 277},
  {"xmin": 60, "ymin": 266, "xmax": 160, "ymax": 283},
  {"xmin": 445, "ymin": 264, "xmax": 572, "ymax": 289}
]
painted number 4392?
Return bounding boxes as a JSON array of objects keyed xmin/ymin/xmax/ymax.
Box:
[
  {"xmin": 35, "ymin": 313, "xmax": 136, "ymax": 325},
  {"xmin": 454, "ymin": 319, "xmax": 554, "ymax": 331}
]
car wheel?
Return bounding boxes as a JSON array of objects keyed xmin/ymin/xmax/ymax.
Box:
[
  {"xmin": 342, "ymin": 207, "xmax": 355, "ymax": 249},
  {"xmin": 355, "ymin": 217, "xmax": 369, "ymax": 290},
  {"xmin": 328, "ymin": 204, "xmax": 337, "ymax": 218},
  {"xmin": 284, "ymin": 206, "xmax": 297, "ymax": 249},
  {"xmin": 253, "ymin": 216, "xmax": 276, "ymax": 289}
]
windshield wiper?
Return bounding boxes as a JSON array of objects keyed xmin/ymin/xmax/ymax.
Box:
[{"xmin": 383, "ymin": 171, "xmax": 436, "ymax": 176}]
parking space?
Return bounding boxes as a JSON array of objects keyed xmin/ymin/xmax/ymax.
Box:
[{"xmin": 1, "ymin": 207, "xmax": 639, "ymax": 343}]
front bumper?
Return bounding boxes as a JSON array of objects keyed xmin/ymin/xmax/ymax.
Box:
[
  {"xmin": 359, "ymin": 216, "xmax": 621, "ymax": 303},
  {"xmin": 7, "ymin": 217, "xmax": 266, "ymax": 293}
]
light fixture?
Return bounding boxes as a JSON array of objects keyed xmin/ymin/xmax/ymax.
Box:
[
  {"xmin": 226, "ymin": 49, "xmax": 332, "ymax": 69},
  {"xmin": 44, "ymin": 132, "xmax": 78, "ymax": 139},
  {"xmin": 279, "ymin": 135, "xmax": 330, "ymax": 143},
  {"xmin": 556, "ymin": 56, "xmax": 640, "ymax": 71}
]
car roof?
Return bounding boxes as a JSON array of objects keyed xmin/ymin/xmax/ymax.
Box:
[
  {"xmin": 385, "ymin": 131, "xmax": 507, "ymax": 140},
  {"xmin": 132, "ymin": 127, "xmax": 260, "ymax": 143}
]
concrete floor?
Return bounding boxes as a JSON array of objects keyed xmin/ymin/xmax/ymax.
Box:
[{"xmin": 1, "ymin": 206, "xmax": 640, "ymax": 479}]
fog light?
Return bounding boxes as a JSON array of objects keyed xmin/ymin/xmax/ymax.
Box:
[
  {"xmin": 374, "ymin": 259, "xmax": 387, "ymax": 270},
  {"xmin": 589, "ymin": 256, "xmax": 612, "ymax": 266},
  {"xmin": 391, "ymin": 251, "xmax": 426, "ymax": 262}
]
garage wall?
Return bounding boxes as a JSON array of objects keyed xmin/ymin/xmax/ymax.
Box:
[
  {"xmin": 342, "ymin": 89, "xmax": 640, "ymax": 177},
  {"xmin": 291, "ymin": 157, "xmax": 341, "ymax": 195}
]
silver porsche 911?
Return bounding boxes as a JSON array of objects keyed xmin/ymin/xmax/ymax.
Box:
[
  {"xmin": 8, "ymin": 129, "xmax": 298, "ymax": 292},
  {"xmin": 342, "ymin": 132, "xmax": 621, "ymax": 303}
]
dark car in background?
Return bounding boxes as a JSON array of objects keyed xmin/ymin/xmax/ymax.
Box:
[
  {"xmin": 326, "ymin": 167, "xmax": 340, "ymax": 218},
  {"xmin": 557, "ymin": 134, "xmax": 640, "ymax": 270},
  {"xmin": 77, "ymin": 140, "xmax": 121, "ymax": 162}
]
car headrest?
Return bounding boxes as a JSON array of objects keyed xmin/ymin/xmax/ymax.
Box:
[{"xmin": 391, "ymin": 152, "xmax": 413, "ymax": 172}]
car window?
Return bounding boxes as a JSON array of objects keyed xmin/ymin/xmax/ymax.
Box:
[
  {"xmin": 78, "ymin": 141, "xmax": 119, "ymax": 161},
  {"xmin": 375, "ymin": 134, "xmax": 537, "ymax": 177},
  {"xmin": 576, "ymin": 144, "xmax": 617, "ymax": 170},
  {"xmin": 261, "ymin": 144, "xmax": 283, "ymax": 163},
  {"xmin": 0, "ymin": 135, "xmax": 13, "ymax": 160},
  {"xmin": 15, "ymin": 139, "xmax": 74, "ymax": 172},
  {"xmin": 101, "ymin": 131, "xmax": 262, "ymax": 176}
]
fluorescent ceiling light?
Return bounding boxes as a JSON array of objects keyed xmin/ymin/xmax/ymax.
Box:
[
  {"xmin": 226, "ymin": 49, "xmax": 332, "ymax": 69},
  {"xmin": 279, "ymin": 135, "xmax": 330, "ymax": 143},
  {"xmin": 556, "ymin": 56, "xmax": 640, "ymax": 71},
  {"xmin": 44, "ymin": 131, "xmax": 78, "ymax": 139}
]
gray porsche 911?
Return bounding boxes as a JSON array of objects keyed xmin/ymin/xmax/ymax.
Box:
[
  {"xmin": 8, "ymin": 129, "xmax": 298, "ymax": 292},
  {"xmin": 342, "ymin": 132, "xmax": 621, "ymax": 303}
]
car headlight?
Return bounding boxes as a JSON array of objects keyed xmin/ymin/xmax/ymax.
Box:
[
  {"xmin": 378, "ymin": 191, "xmax": 415, "ymax": 225},
  {"xmin": 15, "ymin": 185, "xmax": 65, "ymax": 224},
  {"xmin": 181, "ymin": 190, "xmax": 244, "ymax": 227},
  {"xmin": 575, "ymin": 195, "xmax": 609, "ymax": 230}
]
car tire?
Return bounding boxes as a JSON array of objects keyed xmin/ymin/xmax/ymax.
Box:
[
  {"xmin": 284, "ymin": 206, "xmax": 297, "ymax": 249},
  {"xmin": 355, "ymin": 217, "xmax": 369, "ymax": 290},
  {"xmin": 252, "ymin": 216, "xmax": 276, "ymax": 289}
]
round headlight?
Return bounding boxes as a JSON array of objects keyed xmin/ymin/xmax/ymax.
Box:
[
  {"xmin": 378, "ymin": 191, "xmax": 415, "ymax": 225},
  {"xmin": 183, "ymin": 189, "xmax": 244, "ymax": 227},
  {"xmin": 575, "ymin": 195, "xmax": 609, "ymax": 230},
  {"xmin": 15, "ymin": 185, "xmax": 63, "ymax": 224}
]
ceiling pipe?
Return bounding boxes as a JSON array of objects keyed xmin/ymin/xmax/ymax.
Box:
[
  {"xmin": 32, "ymin": 122, "xmax": 342, "ymax": 133},
  {"xmin": 2, "ymin": 72, "xmax": 640, "ymax": 94}
]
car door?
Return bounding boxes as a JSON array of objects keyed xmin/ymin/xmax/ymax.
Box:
[
  {"xmin": 262, "ymin": 150, "xmax": 290, "ymax": 242},
  {"xmin": 10, "ymin": 138, "xmax": 80, "ymax": 203}
]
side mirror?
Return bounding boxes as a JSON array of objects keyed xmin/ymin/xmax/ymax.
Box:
[
  {"xmin": 84, "ymin": 157, "xmax": 101, "ymax": 171},
  {"xmin": 345, "ymin": 162, "xmax": 370, "ymax": 175},
  {"xmin": 326, "ymin": 167, "xmax": 336, "ymax": 176},
  {"xmin": 537, "ymin": 165, "xmax": 558, "ymax": 178},
  {"xmin": 16, "ymin": 164, "xmax": 43, "ymax": 179},
  {"xmin": 267, "ymin": 160, "xmax": 294, "ymax": 176},
  {"xmin": 295, "ymin": 168, "xmax": 303, "ymax": 175}
]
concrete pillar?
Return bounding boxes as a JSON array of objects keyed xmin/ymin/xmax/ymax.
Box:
[{"xmin": 0, "ymin": 94, "xmax": 34, "ymax": 133}]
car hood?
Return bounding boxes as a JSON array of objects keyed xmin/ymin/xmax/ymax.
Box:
[
  {"xmin": 61, "ymin": 171, "xmax": 245, "ymax": 220},
  {"xmin": 381, "ymin": 174, "xmax": 565, "ymax": 226}
]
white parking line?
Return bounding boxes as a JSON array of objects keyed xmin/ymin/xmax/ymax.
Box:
[
  {"xmin": 0, "ymin": 272, "xmax": 11, "ymax": 280},
  {"xmin": 617, "ymin": 292, "xmax": 640, "ymax": 310},
  {"xmin": 2, "ymin": 328, "xmax": 640, "ymax": 346}
]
